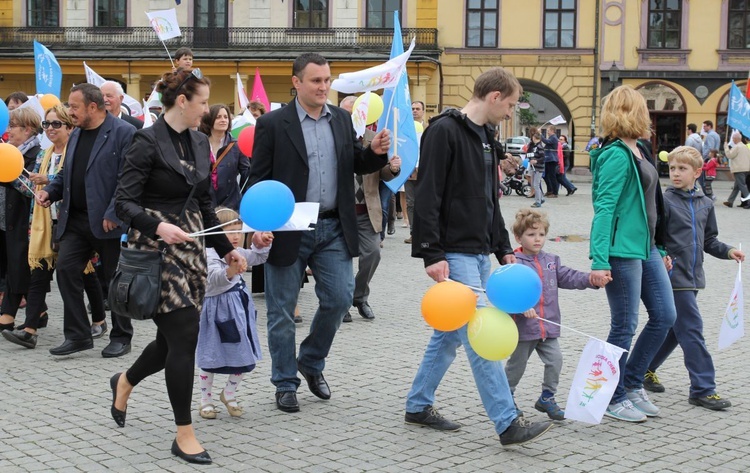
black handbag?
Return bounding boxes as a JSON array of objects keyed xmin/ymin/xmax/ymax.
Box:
[{"xmin": 109, "ymin": 185, "xmax": 197, "ymax": 320}]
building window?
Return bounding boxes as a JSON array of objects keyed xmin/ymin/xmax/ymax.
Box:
[
  {"xmin": 195, "ymin": 0, "xmax": 227, "ymax": 28},
  {"xmin": 544, "ymin": 0, "xmax": 576, "ymax": 48},
  {"xmin": 647, "ymin": 0, "xmax": 681, "ymax": 49},
  {"xmin": 294, "ymin": 0, "xmax": 328, "ymax": 28},
  {"xmin": 366, "ymin": 0, "xmax": 401, "ymax": 28},
  {"xmin": 728, "ymin": 0, "xmax": 750, "ymax": 49},
  {"xmin": 466, "ymin": 0, "xmax": 498, "ymax": 48},
  {"xmin": 28, "ymin": 0, "xmax": 59, "ymax": 27},
  {"xmin": 95, "ymin": 0, "xmax": 126, "ymax": 27}
]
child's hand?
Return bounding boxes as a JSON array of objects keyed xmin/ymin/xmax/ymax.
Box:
[
  {"xmin": 663, "ymin": 255, "xmax": 673, "ymax": 272},
  {"xmin": 523, "ymin": 308, "xmax": 538, "ymax": 319},
  {"xmin": 253, "ymin": 231, "xmax": 274, "ymax": 248},
  {"xmin": 590, "ymin": 270, "xmax": 612, "ymax": 287},
  {"xmin": 729, "ymin": 248, "xmax": 746, "ymax": 263}
]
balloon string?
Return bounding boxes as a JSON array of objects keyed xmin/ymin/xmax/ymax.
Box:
[{"xmin": 445, "ymin": 278, "xmax": 625, "ymax": 350}]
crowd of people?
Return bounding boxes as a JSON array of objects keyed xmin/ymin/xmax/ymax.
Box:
[{"xmin": 0, "ymin": 52, "xmax": 744, "ymax": 464}]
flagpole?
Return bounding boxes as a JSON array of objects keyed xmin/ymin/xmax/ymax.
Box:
[
  {"xmin": 393, "ymin": 107, "xmax": 399, "ymax": 156},
  {"xmin": 161, "ymin": 40, "xmax": 175, "ymax": 69}
]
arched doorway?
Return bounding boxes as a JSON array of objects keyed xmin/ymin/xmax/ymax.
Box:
[
  {"xmin": 517, "ymin": 79, "xmax": 576, "ymax": 165},
  {"xmin": 635, "ymin": 82, "xmax": 687, "ymax": 160}
]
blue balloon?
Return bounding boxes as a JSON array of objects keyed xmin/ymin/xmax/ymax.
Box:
[
  {"xmin": 486, "ymin": 264, "xmax": 542, "ymax": 314},
  {"xmin": 0, "ymin": 100, "xmax": 8, "ymax": 132},
  {"xmin": 240, "ymin": 180, "xmax": 295, "ymax": 231}
]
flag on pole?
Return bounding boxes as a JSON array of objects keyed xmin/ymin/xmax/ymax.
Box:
[
  {"xmin": 727, "ymin": 81, "xmax": 750, "ymax": 139},
  {"xmin": 330, "ymin": 38, "xmax": 416, "ymax": 94},
  {"xmin": 718, "ymin": 263, "xmax": 744, "ymax": 350},
  {"xmin": 351, "ymin": 91, "xmax": 371, "ymax": 139},
  {"xmin": 145, "ymin": 86, "xmax": 162, "ymax": 109},
  {"xmin": 142, "ymin": 101, "xmax": 154, "ymax": 129},
  {"xmin": 374, "ymin": 12, "xmax": 419, "ymax": 194},
  {"xmin": 231, "ymin": 109, "xmax": 256, "ymax": 139},
  {"xmin": 236, "ymin": 73, "xmax": 250, "ymax": 112},
  {"xmin": 83, "ymin": 62, "xmax": 144, "ymax": 118},
  {"xmin": 250, "ymin": 68, "xmax": 271, "ymax": 113},
  {"xmin": 564, "ymin": 339, "xmax": 627, "ymax": 424},
  {"xmin": 33, "ymin": 40, "xmax": 62, "ymax": 97},
  {"xmin": 146, "ymin": 9, "xmax": 182, "ymax": 41},
  {"xmin": 549, "ymin": 114, "xmax": 566, "ymax": 126}
]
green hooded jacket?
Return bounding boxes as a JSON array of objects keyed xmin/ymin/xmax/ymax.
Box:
[{"xmin": 589, "ymin": 139, "xmax": 651, "ymax": 270}]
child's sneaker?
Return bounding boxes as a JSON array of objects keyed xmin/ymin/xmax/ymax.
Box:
[
  {"xmin": 688, "ymin": 393, "xmax": 732, "ymax": 411},
  {"xmin": 604, "ymin": 399, "xmax": 647, "ymax": 422},
  {"xmin": 643, "ymin": 370, "xmax": 665, "ymax": 393},
  {"xmin": 626, "ymin": 388, "xmax": 660, "ymax": 417},
  {"xmin": 534, "ymin": 395, "xmax": 565, "ymax": 420}
]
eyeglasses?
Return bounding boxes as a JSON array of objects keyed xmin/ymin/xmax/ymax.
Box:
[
  {"xmin": 176, "ymin": 68, "xmax": 203, "ymax": 94},
  {"xmin": 42, "ymin": 120, "xmax": 65, "ymax": 129}
]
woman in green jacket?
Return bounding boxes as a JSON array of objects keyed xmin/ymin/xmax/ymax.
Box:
[{"xmin": 589, "ymin": 85, "xmax": 676, "ymax": 423}]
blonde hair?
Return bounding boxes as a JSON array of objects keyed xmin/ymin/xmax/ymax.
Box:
[
  {"xmin": 215, "ymin": 207, "xmax": 241, "ymax": 226},
  {"xmin": 667, "ymin": 146, "xmax": 703, "ymax": 170},
  {"xmin": 45, "ymin": 104, "xmax": 73, "ymax": 128},
  {"xmin": 600, "ymin": 85, "xmax": 651, "ymax": 140},
  {"xmin": 9, "ymin": 107, "xmax": 42, "ymax": 133},
  {"xmin": 512, "ymin": 208, "xmax": 549, "ymax": 238}
]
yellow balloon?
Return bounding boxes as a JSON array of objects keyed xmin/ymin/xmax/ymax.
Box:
[
  {"xmin": 658, "ymin": 150, "xmax": 668, "ymax": 162},
  {"xmin": 39, "ymin": 94, "xmax": 61, "ymax": 112},
  {"xmin": 0, "ymin": 143, "xmax": 24, "ymax": 183},
  {"xmin": 467, "ymin": 307, "xmax": 519, "ymax": 361},
  {"xmin": 414, "ymin": 121, "xmax": 424, "ymax": 134},
  {"xmin": 353, "ymin": 93, "xmax": 384, "ymax": 125}
]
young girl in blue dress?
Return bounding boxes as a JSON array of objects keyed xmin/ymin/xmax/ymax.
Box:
[{"xmin": 196, "ymin": 207, "xmax": 273, "ymax": 419}]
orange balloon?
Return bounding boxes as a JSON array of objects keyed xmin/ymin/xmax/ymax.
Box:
[
  {"xmin": 0, "ymin": 143, "xmax": 24, "ymax": 183},
  {"xmin": 39, "ymin": 94, "xmax": 61, "ymax": 111},
  {"xmin": 421, "ymin": 281, "xmax": 477, "ymax": 331}
]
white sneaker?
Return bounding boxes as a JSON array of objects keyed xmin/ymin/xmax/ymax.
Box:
[
  {"xmin": 626, "ymin": 388, "xmax": 660, "ymax": 417},
  {"xmin": 604, "ymin": 399, "xmax": 647, "ymax": 423}
]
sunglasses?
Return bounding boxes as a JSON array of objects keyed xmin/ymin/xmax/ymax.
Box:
[
  {"xmin": 176, "ymin": 68, "xmax": 203, "ymax": 94},
  {"xmin": 42, "ymin": 120, "xmax": 65, "ymax": 129}
]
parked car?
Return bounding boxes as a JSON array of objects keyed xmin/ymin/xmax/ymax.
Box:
[{"xmin": 505, "ymin": 136, "xmax": 531, "ymax": 156}]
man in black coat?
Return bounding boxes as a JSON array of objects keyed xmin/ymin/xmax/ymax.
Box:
[
  {"xmin": 247, "ymin": 53, "xmax": 391, "ymax": 413},
  {"xmin": 37, "ymin": 83, "xmax": 136, "ymax": 358}
]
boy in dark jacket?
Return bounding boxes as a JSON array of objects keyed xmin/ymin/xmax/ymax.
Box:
[
  {"xmin": 645, "ymin": 146, "xmax": 744, "ymax": 410},
  {"xmin": 505, "ymin": 209, "xmax": 599, "ymax": 420}
]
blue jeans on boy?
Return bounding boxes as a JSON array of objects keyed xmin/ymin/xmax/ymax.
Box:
[
  {"xmin": 405, "ymin": 253, "xmax": 517, "ymax": 435},
  {"xmin": 605, "ymin": 246, "xmax": 676, "ymax": 404},
  {"xmin": 264, "ymin": 218, "xmax": 354, "ymax": 392},
  {"xmin": 648, "ymin": 290, "xmax": 716, "ymax": 398}
]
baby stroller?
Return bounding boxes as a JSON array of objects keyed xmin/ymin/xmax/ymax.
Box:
[{"xmin": 501, "ymin": 163, "xmax": 532, "ymax": 197}]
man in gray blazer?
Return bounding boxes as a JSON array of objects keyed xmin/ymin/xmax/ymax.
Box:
[{"xmin": 37, "ymin": 83, "xmax": 136, "ymax": 357}]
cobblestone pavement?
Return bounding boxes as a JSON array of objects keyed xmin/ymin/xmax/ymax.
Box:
[{"xmin": 1, "ymin": 179, "xmax": 748, "ymax": 472}]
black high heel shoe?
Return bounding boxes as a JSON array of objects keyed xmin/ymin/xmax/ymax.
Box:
[
  {"xmin": 110, "ymin": 373, "xmax": 127, "ymax": 427},
  {"xmin": 171, "ymin": 439, "xmax": 212, "ymax": 464}
]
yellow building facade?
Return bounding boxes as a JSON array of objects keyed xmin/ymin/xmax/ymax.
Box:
[{"xmin": 1, "ymin": 1, "xmax": 747, "ymax": 167}]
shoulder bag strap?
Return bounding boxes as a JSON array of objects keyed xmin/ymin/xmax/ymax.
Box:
[{"xmin": 212, "ymin": 142, "xmax": 235, "ymax": 172}]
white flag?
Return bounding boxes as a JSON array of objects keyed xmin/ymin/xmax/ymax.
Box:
[
  {"xmin": 718, "ymin": 264, "xmax": 744, "ymax": 350},
  {"xmin": 146, "ymin": 9, "xmax": 182, "ymax": 41},
  {"xmin": 564, "ymin": 339, "xmax": 627, "ymax": 424},
  {"xmin": 236, "ymin": 73, "xmax": 250, "ymax": 111},
  {"xmin": 141, "ymin": 101, "xmax": 154, "ymax": 129},
  {"xmin": 83, "ymin": 62, "xmax": 143, "ymax": 118},
  {"xmin": 351, "ymin": 91, "xmax": 370, "ymax": 139},
  {"xmin": 331, "ymin": 39, "xmax": 416, "ymax": 94},
  {"xmin": 549, "ymin": 115, "xmax": 566, "ymax": 125},
  {"xmin": 145, "ymin": 86, "xmax": 162, "ymax": 109}
]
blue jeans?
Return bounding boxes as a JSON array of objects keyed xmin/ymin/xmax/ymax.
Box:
[
  {"xmin": 649, "ymin": 290, "xmax": 716, "ymax": 398},
  {"xmin": 605, "ymin": 246, "xmax": 676, "ymax": 403},
  {"xmin": 264, "ymin": 218, "xmax": 354, "ymax": 392},
  {"xmin": 405, "ymin": 253, "xmax": 517, "ymax": 434}
]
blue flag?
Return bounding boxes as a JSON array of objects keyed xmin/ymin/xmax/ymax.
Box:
[
  {"xmin": 377, "ymin": 12, "xmax": 419, "ymax": 194},
  {"xmin": 727, "ymin": 81, "xmax": 750, "ymax": 138},
  {"xmin": 34, "ymin": 40, "xmax": 62, "ymax": 97}
]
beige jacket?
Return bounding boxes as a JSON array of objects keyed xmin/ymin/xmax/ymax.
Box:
[
  {"xmin": 725, "ymin": 143, "xmax": 750, "ymax": 173},
  {"xmin": 360, "ymin": 128, "xmax": 399, "ymax": 232}
]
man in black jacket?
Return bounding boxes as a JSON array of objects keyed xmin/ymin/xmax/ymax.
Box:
[{"xmin": 404, "ymin": 67, "xmax": 552, "ymax": 446}]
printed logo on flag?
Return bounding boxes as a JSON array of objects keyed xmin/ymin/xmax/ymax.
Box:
[
  {"xmin": 36, "ymin": 53, "xmax": 56, "ymax": 89},
  {"xmin": 577, "ymin": 355, "xmax": 616, "ymax": 407},
  {"xmin": 726, "ymin": 292, "xmax": 741, "ymax": 329},
  {"xmin": 149, "ymin": 17, "xmax": 176, "ymax": 36}
]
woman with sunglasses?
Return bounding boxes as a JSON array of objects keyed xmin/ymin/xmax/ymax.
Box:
[
  {"xmin": 111, "ymin": 68, "xmax": 246, "ymax": 465},
  {"xmin": 199, "ymin": 104, "xmax": 250, "ymax": 211},
  {"xmin": 0, "ymin": 108, "xmax": 42, "ymax": 333},
  {"xmin": 1, "ymin": 105, "xmax": 107, "ymax": 348}
]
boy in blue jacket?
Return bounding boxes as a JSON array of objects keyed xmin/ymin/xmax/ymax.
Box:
[
  {"xmin": 505, "ymin": 209, "xmax": 600, "ymax": 420},
  {"xmin": 645, "ymin": 146, "xmax": 744, "ymax": 410}
]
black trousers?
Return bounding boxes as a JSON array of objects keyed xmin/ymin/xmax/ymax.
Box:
[
  {"xmin": 125, "ymin": 307, "xmax": 200, "ymax": 426},
  {"xmin": 56, "ymin": 211, "xmax": 132, "ymax": 343}
]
